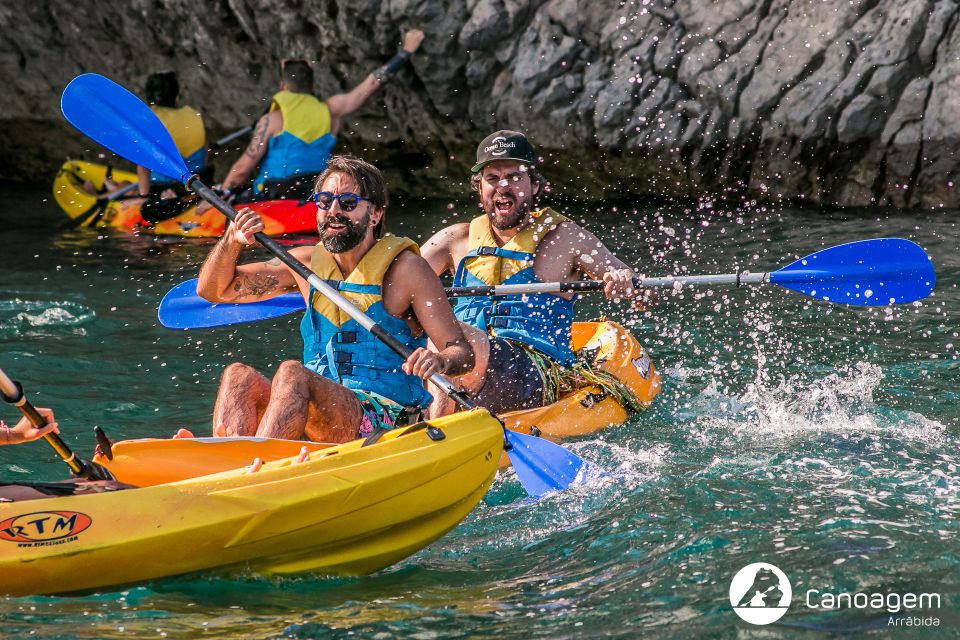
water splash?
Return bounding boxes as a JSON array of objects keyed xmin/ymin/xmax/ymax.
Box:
[
  {"xmin": 0, "ymin": 298, "xmax": 94, "ymax": 336},
  {"xmin": 692, "ymin": 361, "xmax": 945, "ymax": 445}
]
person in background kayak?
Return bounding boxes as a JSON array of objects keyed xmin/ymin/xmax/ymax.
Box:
[
  {"xmin": 421, "ymin": 130, "xmax": 656, "ymax": 417},
  {"xmin": 184, "ymin": 155, "xmax": 473, "ymax": 443},
  {"xmin": 136, "ymin": 71, "xmax": 211, "ymax": 223},
  {"xmin": 0, "ymin": 409, "xmax": 58, "ymax": 446},
  {"xmin": 80, "ymin": 71, "xmax": 209, "ymax": 221},
  {"xmin": 216, "ymin": 29, "xmax": 424, "ymax": 203}
]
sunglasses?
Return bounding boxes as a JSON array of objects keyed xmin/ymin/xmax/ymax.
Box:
[{"xmin": 308, "ymin": 192, "xmax": 370, "ymax": 212}]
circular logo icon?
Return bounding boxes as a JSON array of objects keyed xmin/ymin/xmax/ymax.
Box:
[
  {"xmin": 489, "ymin": 136, "xmax": 508, "ymax": 155},
  {"xmin": 729, "ymin": 562, "xmax": 792, "ymax": 625}
]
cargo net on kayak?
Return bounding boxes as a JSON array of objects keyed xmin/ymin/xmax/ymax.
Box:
[{"xmin": 519, "ymin": 344, "xmax": 645, "ymax": 414}]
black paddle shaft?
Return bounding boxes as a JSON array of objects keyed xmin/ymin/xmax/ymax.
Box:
[{"xmin": 189, "ymin": 178, "xmax": 479, "ymax": 411}]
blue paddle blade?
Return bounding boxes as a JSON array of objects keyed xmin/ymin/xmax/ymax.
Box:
[
  {"xmin": 159, "ymin": 279, "xmax": 306, "ymax": 329},
  {"xmin": 504, "ymin": 429, "xmax": 588, "ymax": 498},
  {"xmin": 61, "ymin": 74, "xmax": 191, "ymax": 183},
  {"xmin": 769, "ymin": 238, "xmax": 935, "ymax": 306}
]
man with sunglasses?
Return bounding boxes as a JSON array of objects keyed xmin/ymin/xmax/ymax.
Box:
[
  {"xmin": 191, "ymin": 155, "xmax": 474, "ymax": 443},
  {"xmin": 217, "ymin": 29, "xmax": 424, "ymax": 202},
  {"xmin": 421, "ymin": 130, "xmax": 655, "ymax": 417}
]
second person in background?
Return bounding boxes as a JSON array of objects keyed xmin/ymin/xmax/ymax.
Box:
[
  {"xmin": 219, "ymin": 29, "xmax": 425, "ymax": 202},
  {"xmin": 139, "ymin": 71, "xmax": 211, "ymax": 223}
]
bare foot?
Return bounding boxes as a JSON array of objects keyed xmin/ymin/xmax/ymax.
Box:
[
  {"xmin": 173, "ymin": 428, "xmax": 195, "ymax": 439},
  {"xmin": 246, "ymin": 457, "xmax": 264, "ymax": 473}
]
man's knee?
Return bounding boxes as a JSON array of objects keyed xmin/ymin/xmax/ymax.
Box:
[
  {"xmin": 273, "ymin": 360, "xmax": 315, "ymax": 387},
  {"xmin": 220, "ymin": 362, "xmax": 258, "ymax": 386}
]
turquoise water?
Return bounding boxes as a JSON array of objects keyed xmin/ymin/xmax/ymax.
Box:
[{"xmin": 0, "ymin": 186, "xmax": 957, "ymax": 638}]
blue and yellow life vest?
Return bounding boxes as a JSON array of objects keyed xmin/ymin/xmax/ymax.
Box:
[
  {"xmin": 299, "ymin": 236, "xmax": 432, "ymax": 408},
  {"xmin": 452, "ymin": 209, "xmax": 576, "ymax": 366},
  {"xmin": 149, "ymin": 105, "xmax": 207, "ymax": 183},
  {"xmin": 254, "ymin": 91, "xmax": 337, "ymax": 193}
]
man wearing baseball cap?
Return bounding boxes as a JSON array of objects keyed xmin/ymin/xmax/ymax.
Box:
[{"xmin": 421, "ymin": 130, "xmax": 653, "ymax": 417}]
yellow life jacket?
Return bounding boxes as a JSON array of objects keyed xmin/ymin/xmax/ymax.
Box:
[
  {"xmin": 149, "ymin": 105, "xmax": 207, "ymax": 182},
  {"xmin": 271, "ymin": 91, "xmax": 331, "ymax": 143},
  {"xmin": 452, "ymin": 208, "xmax": 576, "ymax": 365},
  {"xmin": 460, "ymin": 208, "xmax": 569, "ymax": 284},
  {"xmin": 299, "ymin": 236, "xmax": 432, "ymax": 408},
  {"xmin": 308, "ymin": 236, "xmax": 417, "ymax": 322},
  {"xmin": 254, "ymin": 91, "xmax": 336, "ymax": 190},
  {"xmin": 151, "ymin": 105, "xmax": 206, "ymax": 159}
]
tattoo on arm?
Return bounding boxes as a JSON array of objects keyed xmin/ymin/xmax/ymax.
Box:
[
  {"xmin": 244, "ymin": 117, "xmax": 269, "ymax": 158},
  {"xmin": 234, "ymin": 273, "xmax": 280, "ymax": 297}
]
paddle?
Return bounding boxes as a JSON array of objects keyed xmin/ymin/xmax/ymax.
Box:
[
  {"xmin": 0, "ymin": 367, "xmax": 116, "ymax": 481},
  {"xmin": 449, "ymin": 238, "xmax": 935, "ymax": 303},
  {"xmin": 157, "ymin": 238, "xmax": 936, "ymax": 329},
  {"xmin": 208, "ymin": 124, "xmax": 253, "ymax": 152},
  {"xmin": 160, "ymin": 277, "xmax": 304, "ymax": 329},
  {"xmin": 104, "ymin": 181, "xmax": 139, "ymax": 201},
  {"xmin": 62, "ymin": 73, "xmax": 585, "ymax": 498}
]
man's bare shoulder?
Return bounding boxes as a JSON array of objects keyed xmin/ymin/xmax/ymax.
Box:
[
  {"xmin": 288, "ymin": 245, "xmax": 314, "ymax": 262},
  {"xmin": 385, "ymin": 249, "xmax": 440, "ymax": 295},
  {"xmin": 540, "ymin": 218, "xmax": 593, "ymax": 247},
  {"xmin": 426, "ymin": 221, "xmax": 469, "ymax": 246},
  {"xmin": 392, "ymin": 247, "xmax": 433, "ymax": 274}
]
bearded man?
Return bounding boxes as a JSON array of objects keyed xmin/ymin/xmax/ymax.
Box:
[
  {"xmin": 193, "ymin": 155, "xmax": 473, "ymax": 443},
  {"xmin": 421, "ymin": 130, "xmax": 653, "ymax": 417}
]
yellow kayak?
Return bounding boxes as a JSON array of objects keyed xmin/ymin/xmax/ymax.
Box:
[
  {"xmin": 0, "ymin": 410, "xmax": 502, "ymax": 596},
  {"xmin": 53, "ymin": 160, "xmax": 318, "ymax": 237},
  {"xmin": 52, "ymin": 160, "xmax": 138, "ymax": 226},
  {"xmin": 84, "ymin": 320, "xmax": 659, "ymax": 484}
]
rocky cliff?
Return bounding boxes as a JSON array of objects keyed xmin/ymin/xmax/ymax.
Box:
[{"xmin": 3, "ymin": 0, "xmax": 958, "ymax": 208}]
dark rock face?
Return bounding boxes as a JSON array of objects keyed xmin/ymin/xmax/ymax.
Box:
[{"xmin": 3, "ymin": 0, "xmax": 959, "ymax": 208}]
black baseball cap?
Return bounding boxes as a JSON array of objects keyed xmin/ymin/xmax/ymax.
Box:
[{"xmin": 471, "ymin": 130, "xmax": 538, "ymax": 173}]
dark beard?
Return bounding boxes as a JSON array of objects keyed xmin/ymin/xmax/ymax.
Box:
[
  {"xmin": 319, "ymin": 212, "xmax": 369, "ymax": 253},
  {"xmin": 485, "ymin": 197, "xmax": 530, "ymax": 230}
]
